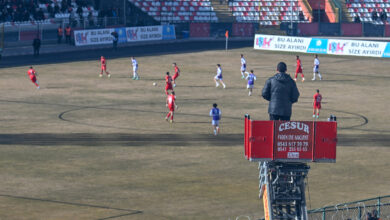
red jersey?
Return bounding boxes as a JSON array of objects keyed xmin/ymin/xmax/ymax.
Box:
[
  {"xmin": 27, "ymin": 69, "xmax": 36, "ymax": 78},
  {"xmin": 296, "ymin": 59, "xmax": 303, "ymax": 73},
  {"xmin": 165, "ymin": 75, "xmax": 172, "ymax": 85},
  {"xmin": 167, "ymin": 94, "xmax": 175, "ymax": 110},
  {"xmin": 173, "ymin": 66, "xmax": 180, "ymax": 80},
  {"xmin": 174, "ymin": 66, "xmax": 180, "ymax": 76},
  {"xmin": 313, "ymin": 93, "xmax": 322, "ymax": 104}
]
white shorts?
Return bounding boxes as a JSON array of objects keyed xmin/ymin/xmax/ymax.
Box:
[
  {"xmin": 212, "ymin": 120, "xmax": 219, "ymax": 126},
  {"xmin": 247, "ymin": 84, "xmax": 254, "ymax": 89},
  {"xmin": 313, "ymin": 66, "xmax": 319, "ymax": 73},
  {"xmin": 241, "ymin": 66, "xmax": 246, "ymax": 72},
  {"xmin": 133, "ymin": 66, "xmax": 138, "ymax": 72}
]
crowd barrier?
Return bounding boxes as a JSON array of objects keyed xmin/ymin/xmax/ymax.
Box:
[
  {"xmin": 73, "ymin": 25, "xmax": 176, "ymax": 46},
  {"xmin": 189, "ymin": 23, "xmax": 254, "ymax": 38},
  {"xmin": 254, "ymin": 34, "xmax": 390, "ymax": 58},
  {"xmin": 341, "ymin": 23, "xmax": 362, "ymax": 36}
]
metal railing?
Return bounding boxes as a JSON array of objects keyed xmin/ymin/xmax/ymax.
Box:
[{"xmin": 308, "ymin": 195, "xmax": 390, "ymax": 220}]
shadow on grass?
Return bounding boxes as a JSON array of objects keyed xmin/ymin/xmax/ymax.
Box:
[
  {"xmin": 0, "ymin": 133, "xmax": 389, "ymax": 147},
  {"xmin": 0, "ymin": 194, "xmax": 143, "ymax": 220}
]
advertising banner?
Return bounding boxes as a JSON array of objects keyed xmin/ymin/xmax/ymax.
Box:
[
  {"xmin": 254, "ymin": 34, "xmax": 390, "ymax": 58},
  {"xmin": 125, "ymin": 25, "xmax": 175, "ymax": 42},
  {"xmin": 254, "ymin": 34, "xmax": 311, "ymax": 53},
  {"xmin": 162, "ymin": 25, "xmax": 176, "ymax": 40},
  {"xmin": 382, "ymin": 43, "xmax": 390, "ymax": 58},
  {"xmin": 74, "ymin": 28, "xmax": 115, "ymax": 46},
  {"xmin": 327, "ymin": 39, "xmax": 387, "ymax": 57},
  {"xmin": 307, "ymin": 38, "xmax": 328, "ymax": 54},
  {"xmin": 273, "ymin": 121, "xmax": 314, "ymax": 161},
  {"xmin": 74, "ymin": 25, "xmax": 175, "ymax": 46}
]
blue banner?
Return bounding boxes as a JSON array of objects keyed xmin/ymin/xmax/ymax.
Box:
[
  {"xmin": 307, "ymin": 38, "xmax": 328, "ymax": 54},
  {"xmin": 162, "ymin": 25, "xmax": 176, "ymax": 40}
]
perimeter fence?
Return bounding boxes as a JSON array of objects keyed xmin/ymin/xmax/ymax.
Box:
[{"xmin": 308, "ymin": 196, "xmax": 390, "ymax": 220}]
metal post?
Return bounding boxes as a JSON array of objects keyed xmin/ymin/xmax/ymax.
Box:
[
  {"xmin": 358, "ymin": 206, "xmax": 362, "ymax": 220},
  {"xmin": 318, "ymin": 1, "xmax": 320, "ymax": 23},
  {"xmin": 290, "ymin": 0, "xmax": 293, "ymax": 35},
  {"xmin": 377, "ymin": 196, "xmax": 381, "ymax": 218},
  {"xmin": 322, "ymin": 208, "xmax": 326, "ymax": 220},
  {"xmin": 124, "ymin": 0, "xmax": 126, "ymax": 26},
  {"xmin": 18, "ymin": 24, "xmax": 21, "ymax": 41}
]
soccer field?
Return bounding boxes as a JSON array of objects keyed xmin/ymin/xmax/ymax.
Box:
[{"xmin": 0, "ymin": 46, "xmax": 389, "ymax": 219}]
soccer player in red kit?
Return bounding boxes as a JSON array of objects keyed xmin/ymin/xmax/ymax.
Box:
[
  {"xmin": 165, "ymin": 72, "xmax": 173, "ymax": 95},
  {"xmin": 99, "ymin": 56, "xmax": 111, "ymax": 78},
  {"xmin": 165, "ymin": 91, "xmax": 177, "ymax": 123},
  {"xmin": 27, "ymin": 66, "xmax": 40, "ymax": 89},
  {"xmin": 172, "ymin": 63, "xmax": 180, "ymax": 88},
  {"xmin": 313, "ymin": 89, "xmax": 322, "ymax": 119},
  {"xmin": 294, "ymin": 55, "xmax": 305, "ymax": 82}
]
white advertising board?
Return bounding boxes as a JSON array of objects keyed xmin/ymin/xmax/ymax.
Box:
[
  {"xmin": 74, "ymin": 25, "xmax": 176, "ymax": 46},
  {"xmin": 254, "ymin": 34, "xmax": 390, "ymax": 58},
  {"xmin": 254, "ymin": 34, "xmax": 311, "ymax": 53}
]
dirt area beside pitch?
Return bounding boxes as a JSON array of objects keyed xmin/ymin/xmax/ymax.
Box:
[{"xmin": 0, "ymin": 47, "xmax": 389, "ymax": 219}]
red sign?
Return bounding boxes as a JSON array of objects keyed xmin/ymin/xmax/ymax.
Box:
[
  {"xmin": 274, "ymin": 121, "xmax": 314, "ymax": 161},
  {"xmin": 189, "ymin": 23, "xmax": 210, "ymax": 38},
  {"xmin": 244, "ymin": 118, "xmax": 336, "ymax": 163},
  {"xmin": 314, "ymin": 121, "xmax": 337, "ymax": 161},
  {"xmin": 249, "ymin": 120, "xmax": 274, "ymax": 160}
]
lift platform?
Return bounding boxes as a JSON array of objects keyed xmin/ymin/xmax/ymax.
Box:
[{"xmin": 244, "ymin": 115, "xmax": 337, "ymax": 220}]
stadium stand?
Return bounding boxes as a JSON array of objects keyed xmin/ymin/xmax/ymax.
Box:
[
  {"xmin": 128, "ymin": 0, "xmax": 218, "ymax": 23},
  {"xmin": 345, "ymin": 0, "xmax": 390, "ymax": 24},
  {"xmin": 228, "ymin": 0, "xmax": 312, "ymax": 25},
  {"xmin": 0, "ymin": 0, "xmax": 98, "ymax": 26}
]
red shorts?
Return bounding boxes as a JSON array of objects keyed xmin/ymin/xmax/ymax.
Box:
[
  {"xmin": 30, "ymin": 76, "xmax": 37, "ymax": 83},
  {"xmin": 165, "ymin": 83, "xmax": 173, "ymax": 91},
  {"xmin": 168, "ymin": 105, "xmax": 175, "ymax": 111},
  {"xmin": 296, "ymin": 67, "xmax": 302, "ymax": 74},
  {"xmin": 101, "ymin": 65, "xmax": 106, "ymax": 70},
  {"xmin": 173, "ymin": 73, "xmax": 179, "ymax": 80},
  {"xmin": 314, "ymin": 103, "xmax": 321, "ymax": 109}
]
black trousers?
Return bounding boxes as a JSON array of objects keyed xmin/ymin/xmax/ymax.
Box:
[
  {"xmin": 269, "ymin": 114, "xmax": 290, "ymax": 121},
  {"xmin": 33, "ymin": 48, "xmax": 40, "ymax": 56}
]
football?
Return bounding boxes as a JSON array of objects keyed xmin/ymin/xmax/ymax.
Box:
[{"xmin": 153, "ymin": 82, "xmax": 157, "ymax": 86}]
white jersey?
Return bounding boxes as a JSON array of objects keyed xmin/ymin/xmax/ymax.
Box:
[
  {"xmin": 132, "ymin": 59, "xmax": 138, "ymax": 70},
  {"xmin": 241, "ymin": 57, "xmax": 246, "ymax": 66},
  {"xmin": 215, "ymin": 67, "xmax": 223, "ymax": 79},
  {"xmin": 313, "ymin": 58, "xmax": 320, "ymax": 72},
  {"xmin": 314, "ymin": 58, "xmax": 320, "ymax": 67},
  {"xmin": 241, "ymin": 57, "xmax": 247, "ymax": 71}
]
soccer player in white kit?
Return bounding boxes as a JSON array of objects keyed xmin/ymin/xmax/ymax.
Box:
[
  {"xmin": 214, "ymin": 64, "xmax": 226, "ymax": 88},
  {"xmin": 131, "ymin": 57, "xmax": 139, "ymax": 80},
  {"xmin": 240, "ymin": 54, "xmax": 247, "ymax": 79},
  {"xmin": 312, "ymin": 54, "xmax": 322, "ymax": 80},
  {"xmin": 245, "ymin": 70, "xmax": 257, "ymax": 96}
]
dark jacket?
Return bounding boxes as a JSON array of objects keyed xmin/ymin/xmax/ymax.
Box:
[
  {"xmin": 262, "ymin": 72, "xmax": 300, "ymax": 117},
  {"xmin": 33, "ymin": 38, "xmax": 41, "ymax": 48}
]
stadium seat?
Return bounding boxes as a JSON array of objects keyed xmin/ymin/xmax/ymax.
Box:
[
  {"xmin": 227, "ymin": 0, "xmax": 309, "ymax": 24},
  {"xmin": 345, "ymin": 0, "xmax": 390, "ymax": 23}
]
